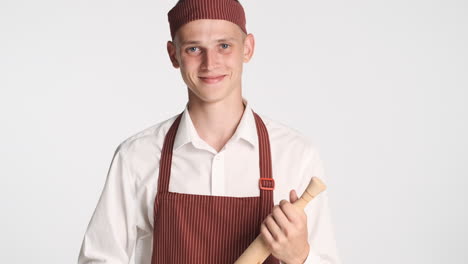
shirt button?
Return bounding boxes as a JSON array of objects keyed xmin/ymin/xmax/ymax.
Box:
[{"xmin": 215, "ymin": 156, "xmax": 220, "ymax": 160}]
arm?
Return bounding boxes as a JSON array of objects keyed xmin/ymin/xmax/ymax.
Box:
[
  {"xmin": 299, "ymin": 146, "xmax": 342, "ymax": 264},
  {"xmin": 78, "ymin": 145, "xmax": 137, "ymax": 264}
]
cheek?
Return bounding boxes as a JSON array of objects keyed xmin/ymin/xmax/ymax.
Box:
[
  {"xmin": 230, "ymin": 58, "xmax": 244, "ymax": 75},
  {"xmin": 180, "ymin": 59, "xmax": 200, "ymax": 78},
  {"xmin": 224, "ymin": 54, "xmax": 243, "ymax": 70},
  {"xmin": 180, "ymin": 52, "xmax": 200, "ymax": 67}
]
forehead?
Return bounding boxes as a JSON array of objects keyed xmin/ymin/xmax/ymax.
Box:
[{"xmin": 175, "ymin": 19, "xmax": 243, "ymax": 44}]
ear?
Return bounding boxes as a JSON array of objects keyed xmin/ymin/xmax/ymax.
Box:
[
  {"xmin": 167, "ymin": 40, "xmax": 180, "ymax": 68},
  {"xmin": 243, "ymin": 33, "xmax": 255, "ymax": 63}
]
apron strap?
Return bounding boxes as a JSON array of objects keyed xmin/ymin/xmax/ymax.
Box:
[
  {"xmin": 252, "ymin": 110, "xmax": 275, "ymax": 226},
  {"xmin": 157, "ymin": 112, "xmax": 183, "ymax": 194}
]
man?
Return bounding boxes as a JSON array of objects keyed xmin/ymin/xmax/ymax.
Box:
[{"xmin": 78, "ymin": 0, "xmax": 341, "ymax": 263}]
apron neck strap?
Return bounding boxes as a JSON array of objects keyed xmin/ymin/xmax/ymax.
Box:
[{"xmin": 157, "ymin": 109, "xmax": 274, "ymax": 194}]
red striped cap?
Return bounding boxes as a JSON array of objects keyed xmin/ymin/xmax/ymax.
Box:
[{"xmin": 168, "ymin": 0, "xmax": 247, "ymax": 40}]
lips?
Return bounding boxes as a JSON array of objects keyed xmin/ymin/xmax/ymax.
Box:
[{"xmin": 199, "ymin": 75, "xmax": 226, "ymax": 84}]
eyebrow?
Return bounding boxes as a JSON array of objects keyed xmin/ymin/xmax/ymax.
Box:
[{"xmin": 180, "ymin": 37, "xmax": 237, "ymax": 46}]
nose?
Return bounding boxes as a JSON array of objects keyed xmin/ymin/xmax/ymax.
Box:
[{"xmin": 201, "ymin": 48, "xmax": 220, "ymax": 71}]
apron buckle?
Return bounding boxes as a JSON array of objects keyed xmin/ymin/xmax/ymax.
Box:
[{"xmin": 259, "ymin": 178, "xmax": 275, "ymax": 191}]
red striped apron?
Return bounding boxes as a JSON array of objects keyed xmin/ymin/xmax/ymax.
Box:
[{"xmin": 150, "ymin": 110, "xmax": 280, "ymax": 264}]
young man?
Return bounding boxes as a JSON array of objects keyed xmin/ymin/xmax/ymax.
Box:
[{"xmin": 78, "ymin": 0, "xmax": 341, "ymax": 263}]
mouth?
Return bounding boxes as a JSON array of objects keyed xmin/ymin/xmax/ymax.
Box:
[{"xmin": 199, "ymin": 75, "xmax": 227, "ymax": 84}]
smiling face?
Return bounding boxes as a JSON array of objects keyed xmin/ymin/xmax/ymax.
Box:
[{"xmin": 167, "ymin": 19, "xmax": 255, "ymax": 104}]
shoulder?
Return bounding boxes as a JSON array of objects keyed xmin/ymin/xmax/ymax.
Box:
[
  {"xmin": 255, "ymin": 112, "xmax": 326, "ymax": 195},
  {"xmin": 256, "ymin": 112, "xmax": 321, "ymax": 159},
  {"xmin": 112, "ymin": 113, "xmax": 180, "ymax": 164}
]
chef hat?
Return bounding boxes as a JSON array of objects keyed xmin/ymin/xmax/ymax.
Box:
[{"xmin": 168, "ymin": 0, "xmax": 247, "ymax": 40}]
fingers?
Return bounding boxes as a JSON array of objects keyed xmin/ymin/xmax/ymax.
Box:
[
  {"xmin": 264, "ymin": 213, "xmax": 284, "ymax": 240},
  {"xmin": 260, "ymin": 222, "xmax": 274, "ymax": 244},
  {"xmin": 272, "ymin": 204, "xmax": 291, "ymax": 234},
  {"xmin": 260, "ymin": 221, "xmax": 282, "ymax": 253},
  {"xmin": 280, "ymin": 198, "xmax": 304, "ymax": 224},
  {"xmin": 289, "ymin": 189, "xmax": 298, "ymax": 203},
  {"xmin": 261, "ymin": 190, "xmax": 307, "ymax": 246}
]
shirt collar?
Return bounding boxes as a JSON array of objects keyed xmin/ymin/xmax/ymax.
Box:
[{"xmin": 173, "ymin": 97, "xmax": 258, "ymax": 151}]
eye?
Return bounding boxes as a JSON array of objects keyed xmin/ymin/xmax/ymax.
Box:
[
  {"xmin": 186, "ymin": 47, "xmax": 200, "ymax": 53},
  {"xmin": 220, "ymin": 43, "xmax": 231, "ymax": 49}
]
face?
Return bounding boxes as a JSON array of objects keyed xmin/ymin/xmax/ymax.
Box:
[{"xmin": 167, "ymin": 19, "xmax": 255, "ymax": 104}]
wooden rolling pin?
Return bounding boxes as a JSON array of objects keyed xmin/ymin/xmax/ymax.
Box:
[{"xmin": 234, "ymin": 176, "xmax": 327, "ymax": 264}]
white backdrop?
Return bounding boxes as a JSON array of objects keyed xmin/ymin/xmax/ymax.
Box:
[{"xmin": 1, "ymin": 0, "xmax": 467, "ymax": 263}]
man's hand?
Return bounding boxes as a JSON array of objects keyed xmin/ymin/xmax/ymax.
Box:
[{"xmin": 260, "ymin": 189, "xmax": 310, "ymax": 264}]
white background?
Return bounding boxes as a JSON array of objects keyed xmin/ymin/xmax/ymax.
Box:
[{"xmin": 1, "ymin": 0, "xmax": 467, "ymax": 263}]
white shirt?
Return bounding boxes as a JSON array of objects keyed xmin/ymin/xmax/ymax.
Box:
[{"xmin": 78, "ymin": 98, "xmax": 341, "ymax": 264}]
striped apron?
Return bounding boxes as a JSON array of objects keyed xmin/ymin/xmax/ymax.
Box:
[{"xmin": 150, "ymin": 110, "xmax": 280, "ymax": 264}]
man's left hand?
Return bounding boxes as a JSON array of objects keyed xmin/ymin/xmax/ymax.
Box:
[{"xmin": 260, "ymin": 189, "xmax": 310, "ymax": 264}]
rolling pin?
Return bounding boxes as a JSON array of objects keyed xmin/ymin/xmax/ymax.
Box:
[{"xmin": 234, "ymin": 176, "xmax": 327, "ymax": 264}]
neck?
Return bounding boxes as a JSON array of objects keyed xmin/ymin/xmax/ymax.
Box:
[{"xmin": 186, "ymin": 90, "xmax": 245, "ymax": 152}]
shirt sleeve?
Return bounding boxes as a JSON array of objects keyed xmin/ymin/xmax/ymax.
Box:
[
  {"xmin": 298, "ymin": 144, "xmax": 342, "ymax": 264},
  {"xmin": 78, "ymin": 145, "xmax": 137, "ymax": 264}
]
